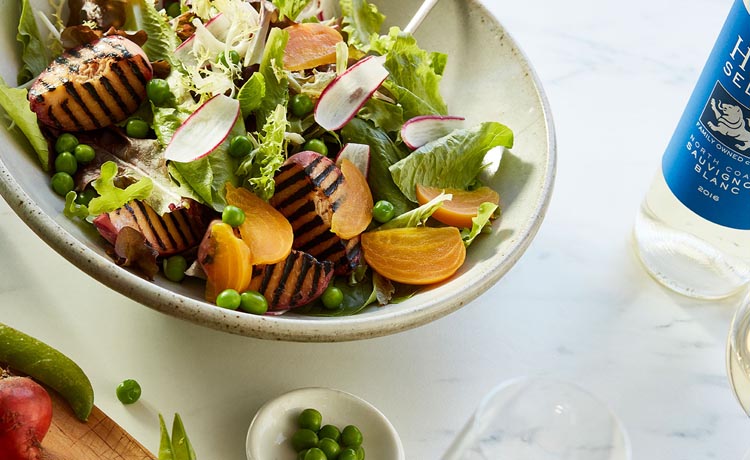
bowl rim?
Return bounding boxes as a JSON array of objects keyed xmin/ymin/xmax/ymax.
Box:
[
  {"xmin": 0, "ymin": 0, "xmax": 556, "ymax": 342},
  {"xmin": 245, "ymin": 386, "xmax": 405, "ymax": 460}
]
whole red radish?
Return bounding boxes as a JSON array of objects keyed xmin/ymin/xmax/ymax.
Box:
[{"xmin": 0, "ymin": 375, "xmax": 53, "ymax": 460}]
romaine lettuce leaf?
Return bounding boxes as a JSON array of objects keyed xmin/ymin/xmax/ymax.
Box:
[
  {"xmin": 237, "ymin": 104, "xmax": 289, "ymax": 200},
  {"xmin": 341, "ymin": 118, "xmax": 413, "ymax": 216},
  {"xmin": 87, "ymin": 162, "xmax": 154, "ymax": 216},
  {"xmin": 357, "ymin": 98, "xmax": 403, "ymax": 133},
  {"xmin": 125, "ymin": 0, "xmax": 181, "ymax": 65},
  {"xmin": 389, "ymin": 121, "xmax": 514, "ymax": 202},
  {"xmin": 374, "ymin": 28, "xmax": 448, "ymax": 119},
  {"xmin": 16, "ymin": 0, "xmax": 49, "ymax": 85},
  {"xmin": 238, "ymin": 72, "xmax": 266, "ymax": 118},
  {"xmin": 341, "ymin": 0, "xmax": 384, "ymax": 52},
  {"xmin": 0, "ymin": 76, "xmax": 49, "ymax": 170},
  {"xmin": 461, "ymin": 202, "xmax": 499, "ymax": 247}
]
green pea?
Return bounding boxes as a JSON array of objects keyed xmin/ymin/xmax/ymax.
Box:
[
  {"xmin": 239, "ymin": 291, "xmax": 268, "ymax": 315},
  {"xmin": 302, "ymin": 448, "xmax": 326, "ymax": 460},
  {"xmin": 218, "ymin": 50, "xmax": 241, "ymax": 67},
  {"xmin": 54, "ymin": 152, "xmax": 78, "ymax": 175},
  {"xmin": 216, "ymin": 289, "xmax": 241, "ymax": 310},
  {"xmin": 338, "ymin": 448, "xmax": 358, "ymax": 460},
  {"xmin": 126, "ymin": 118, "xmax": 150, "ymax": 138},
  {"xmin": 116, "ymin": 379, "xmax": 142, "ymax": 405},
  {"xmin": 298, "ymin": 408, "xmax": 322, "ymax": 431},
  {"xmin": 291, "ymin": 429, "xmax": 318, "ymax": 451},
  {"xmin": 222, "ymin": 205, "xmax": 246, "ymax": 227},
  {"xmin": 50, "ymin": 172, "xmax": 75, "ymax": 197},
  {"xmin": 318, "ymin": 438, "xmax": 341, "ymax": 459},
  {"xmin": 321, "ymin": 286, "xmax": 343, "ymax": 310},
  {"xmin": 166, "ymin": 1, "xmax": 181, "ymax": 18},
  {"xmin": 55, "ymin": 133, "xmax": 78, "ymax": 154},
  {"xmin": 73, "ymin": 143, "xmax": 96, "ymax": 164},
  {"xmin": 147, "ymin": 78, "xmax": 172, "ymax": 106},
  {"xmin": 356, "ymin": 446, "xmax": 365, "ymax": 460},
  {"xmin": 75, "ymin": 188, "xmax": 97, "ymax": 206},
  {"xmin": 303, "ymin": 139, "xmax": 328, "ymax": 156},
  {"xmin": 296, "ymin": 450, "xmax": 309, "ymax": 460},
  {"xmin": 290, "ymin": 93, "xmax": 314, "ymax": 118},
  {"xmin": 318, "ymin": 424, "xmax": 340, "ymax": 442},
  {"xmin": 163, "ymin": 255, "xmax": 188, "ymax": 282},
  {"xmin": 341, "ymin": 425, "xmax": 362, "ymax": 448},
  {"xmin": 372, "ymin": 200, "xmax": 395, "ymax": 223},
  {"xmin": 228, "ymin": 135, "xmax": 253, "ymax": 158}
]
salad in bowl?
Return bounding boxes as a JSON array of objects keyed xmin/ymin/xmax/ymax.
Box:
[{"xmin": 0, "ymin": 0, "xmax": 553, "ymax": 339}]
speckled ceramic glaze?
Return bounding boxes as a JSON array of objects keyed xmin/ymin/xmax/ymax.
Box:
[{"xmin": 0, "ymin": 0, "xmax": 555, "ymax": 341}]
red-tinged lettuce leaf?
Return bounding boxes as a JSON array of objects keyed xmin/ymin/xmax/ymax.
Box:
[
  {"xmin": 113, "ymin": 226, "xmax": 159, "ymax": 280},
  {"xmin": 75, "ymin": 129, "xmax": 195, "ymax": 215}
]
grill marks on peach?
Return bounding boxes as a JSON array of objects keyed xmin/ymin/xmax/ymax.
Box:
[
  {"xmin": 250, "ymin": 250, "xmax": 334, "ymax": 310},
  {"xmin": 29, "ymin": 36, "xmax": 152, "ymax": 131},
  {"xmin": 271, "ymin": 155, "xmax": 359, "ymax": 274},
  {"xmin": 109, "ymin": 201, "xmax": 202, "ymax": 256}
]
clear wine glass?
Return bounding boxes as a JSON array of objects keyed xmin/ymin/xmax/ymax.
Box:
[
  {"xmin": 442, "ymin": 377, "xmax": 631, "ymax": 460},
  {"xmin": 726, "ymin": 290, "xmax": 750, "ymax": 414}
]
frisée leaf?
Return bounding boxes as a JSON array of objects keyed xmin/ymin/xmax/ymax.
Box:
[
  {"xmin": 87, "ymin": 162, "xmax": 153, "ymax": 216},
  {"xmin": 237, "ymin": 104, "xmax": 289, "ymax": 200},
  {"xmin": 341, "ymin": 0, "xmax": 385, "ymax": 52}
]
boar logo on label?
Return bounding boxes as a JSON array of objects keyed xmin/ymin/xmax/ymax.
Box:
[{"xmin": 702, "ymin": 82, "xmax": 750, "ymax": 151}]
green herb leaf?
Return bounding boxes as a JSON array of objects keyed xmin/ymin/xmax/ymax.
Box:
[
  {"xmin": 63, "ymin": 191, "xmax": 90, "ymax": 220},
  {"xmin": 238, "ymin": 72, "xmax": 266, "ymax": 119},
  {"xmin": 158, "ymin": 414, "xmax": 174, "ymax": 460},
  {"xmin": 171, "ymin": 413, "xmax": 197, "ymax": 460}
]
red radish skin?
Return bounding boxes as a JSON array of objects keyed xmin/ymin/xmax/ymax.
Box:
[{"xmin": 0, "ymin": 376, "xmax": 53, "ymax": 460}]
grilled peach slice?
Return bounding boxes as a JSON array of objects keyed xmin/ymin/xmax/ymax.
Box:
[
  {"xmin": 249, "ymin": 250, "xmax": 334, "ymax": 312},
  {"xmin": 283, "ymin": 23, "xmax": 343, "ymax": 71},
  {"xmin": 29, "ymin": 35, "xmax": 153, "ymax": 131},
  {"xmin": 361, "ymin": 226, "xmax": 466, "ymax": 285},
  {"xmin": 330, "ymin": 158, "xmax": 373, "ymax": 239},
  {"xmin": 197, "ymin": 221, "xmax": 253, "ymax": 303},
  {"xmin": 270, "ymin": 151, "xmax": 364, "ymax": 274},
  {"xmin": 225, "ymin": 183, "xmax": 293, "ymax": 265}
]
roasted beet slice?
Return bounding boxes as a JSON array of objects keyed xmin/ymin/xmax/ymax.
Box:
[
  {"xmin": 93, "ymin": 199, "xmax": 210, "ymax": 257},
  {"xmin": 270, "ymin": 151, "xmax": 363, "ymax": 274},
  {"xmin": 249, "ymin": 250, "xmax": 334, "ymax": 312}
]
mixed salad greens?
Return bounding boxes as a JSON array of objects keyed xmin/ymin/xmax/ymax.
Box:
[{"xmin": 0, "ymin": 0, "xmax": 515, "ymax": 316}]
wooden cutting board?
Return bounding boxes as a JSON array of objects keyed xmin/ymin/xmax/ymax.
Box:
[{"xmin": 41, "ymin": 390, "xmax": 156, "ymax": 460}]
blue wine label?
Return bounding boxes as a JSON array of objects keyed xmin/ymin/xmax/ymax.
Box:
[{"xmin": 663, "ymin": 0, "xmax": 750, "ymax": 229}]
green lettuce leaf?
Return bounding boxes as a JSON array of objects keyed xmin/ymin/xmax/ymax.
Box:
[
  {"xmin": 379, "ymin": 192, "xmax": 451, "ymax": 230},
  {"xmin": 0, "ymin": 76, "xmax": 49, "ymax": 170},
  {"xmin": 273, "ymin": 0, "xmax": 312, "ymax": 20},
  {"xmin": 341, "ymin": 118, "xmax": 413, "ymax": 216},
  {"xmin": 87, "ymin": 162, "xmax": 153, "ymax": 216},
  {"xmin": 237, "ymin": 104, "xmax": 289, "ymax": 200},
  {"xmin": 63, "ymin": 191, "xmax": 90, "ymax": 220},
  {"xmin": 238, "ymin": 72, "xmax": 266, "ymax": 118},
  {"xmin": 341, "ymin": 0, "xmax": 385, "ymax": 52},
  {"xmin": 255, "ymin": 28, "xmax": 289, "ymax": 128},
  {"xmin": 152, "ymin": 106, "xmax": 191, "ymax": 146},
  {"xmin": 461, "ymin": 202, "xmax": 499, "ymax": 246},
  {"xmin": 372, "ymin": 27, "xmax": 448, "ymax": 119},
  {"xmin": 126, "ymin": 0, "xmax": 181, "ymax": 65},
  {"xmin": 16, "ymin": 0, "xmax": 50, "ymax": 85},
  {"xmin": 357, "ymin": 98, "xmax": 403, "ymax": 133},
  {"xmin": 389, "ymin": 121, "xmax": 514, "ymax": 202}
]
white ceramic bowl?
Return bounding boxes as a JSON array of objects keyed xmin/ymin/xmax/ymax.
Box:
[
  {"xmin": 0, "ymin": 0, "xmax": 555, "ymax": 341},
  {"xmin": 246, "ymin": 387, "xmax": 404, "ymax": 460}
]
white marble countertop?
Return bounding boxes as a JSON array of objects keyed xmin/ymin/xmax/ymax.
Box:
[{"xmin": 2, "ymin": 0, "xmax": 750, "ymax": 458}]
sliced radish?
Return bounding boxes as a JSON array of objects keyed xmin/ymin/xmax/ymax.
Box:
[
  {"xmin": 205, "ymin": 13, "xmax": 230, "ymax": 41},
  {"xmin": 314, "ymin": 55, "xmax": 389, "ymax": 131},
  {"xmin": 164, "ymin": 95, "xmax": 241, "ymax": 163},
  {"xmin": 401, "ymin": 115, "xmax": 466, "ymax": 150},
  {"xmin": 335, "ymin": 143, "xmax": 370, "ymax": 177}
]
